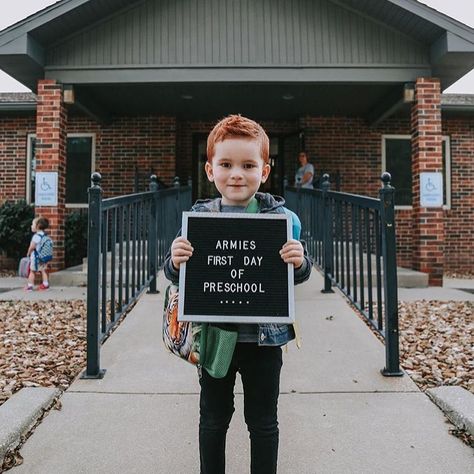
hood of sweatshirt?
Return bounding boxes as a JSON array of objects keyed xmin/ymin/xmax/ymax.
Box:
[{"xmin": 191, "ymin": 192, "xmax": 285, "ymax": 214}]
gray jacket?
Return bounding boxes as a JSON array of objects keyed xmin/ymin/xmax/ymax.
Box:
[{"xmin": 163, "ymin": 192, "xmax": 312, "ymax": 346}]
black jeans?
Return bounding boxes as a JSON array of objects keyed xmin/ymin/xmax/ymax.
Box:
[{"xmin": 199, "ymin": 343, "xmax": 283, "ymax": 474}]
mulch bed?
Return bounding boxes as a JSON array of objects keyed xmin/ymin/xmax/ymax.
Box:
[
  {"xmin": 398, "ymin": 301, "xmax": 473, "ymax": 394},
  {"xmin": 0, "ymin": 270, "xmax": 17, "ymax": 278},
  {"xmin": 0, "ymin": 300, "xmax": 86, "ymax": 406},
  {"xmin": 0, "ymin": 297, "xmax": 472, "ymax": 453},
  {"xmin": 1, "ymin": 298, "xmax": 472, "ymax": 405},
  {"xmin": 444, "ymin": 271, "xmax": 474, "ymax": 279}
]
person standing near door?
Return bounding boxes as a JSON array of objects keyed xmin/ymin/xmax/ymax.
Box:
[{"xmin": 295, "ymin": 151, "xmax": 314, "ymax": 189}]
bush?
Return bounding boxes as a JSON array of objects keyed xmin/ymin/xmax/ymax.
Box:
[
  {"xmin": 0, "ymin": 200, "xmax": 35, "ymax": 260},
  {"xmin": 65, "ymin": 211, "xmax": 88, "ymax": 267}
]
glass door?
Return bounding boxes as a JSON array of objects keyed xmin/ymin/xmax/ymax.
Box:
[{"xmin": 192, "ymin": 134, "xmax": 218, "ymax": 201}]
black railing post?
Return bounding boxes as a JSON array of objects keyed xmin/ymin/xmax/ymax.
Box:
[
  {"xmin": 82, "ymin": 172, "xmax": 106, "ymax": 379},
  {"xmin": 379, "ymin": 172, "xmax": 403, "ymax": 377},
  {"xmin": 295, "ymin": 179, "xmax": 303, "ymax": 219},
  {"xmin": 174, "ymin": 176, "xmax": 181, "ymax": 230},
  {"xmin": 321, "ymin": 174, "xmax": 334, "ymax": 293},
  {"xmin": 148, "ymin": 174, "xmax": 158, "ymax": 294}
]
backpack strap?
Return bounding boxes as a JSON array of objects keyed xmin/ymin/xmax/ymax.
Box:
[
  {"xmin": 282, "ymin": 207, "xmax": 301, "ymax": 240},
  {"xmin": 245, "ymin": 197, "xmax": 259, "ymax": 214},
  {"xmin": 37, "ymin": 233, "xmax": 46, "ymax": 249}
]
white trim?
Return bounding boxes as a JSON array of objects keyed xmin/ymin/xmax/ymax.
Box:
[
  {"xmin": 26, "ymin": 133, "xmax": 96, "ymax": 206},
  {"xmin": 381, "ymin": 134, "xmax": 409, "ymax": 172},
  {"xmin": 381, "ymin": 134, "xmax": 451, "ymax": 210},
  {"xmin": 66, "ymin": 203, "xmax": 88, "ymax": 209},
  {"xmin": 443, "ymin": 136, "xmax": 451, "ymax": 210},
  {"xmin": 26, "ymin": 133, "xmax": 36, "ymax": 204}
]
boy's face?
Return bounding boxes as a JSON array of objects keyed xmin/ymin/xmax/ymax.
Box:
[
  {"xmin": 31, "ymin": 220, "xmax": 37, "ymax": 232},
  {"xmin": 205, "ymin": 137, "xmax": 270, "ymax": 207}
]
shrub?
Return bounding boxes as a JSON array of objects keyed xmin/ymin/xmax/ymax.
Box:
[
  {"xmin": 0, "ymin": 200, "xmax": 35, "ymax": 260},
  {"xmin": 65, "ymin": 211, "xmax": 88, "ymax": 267}
]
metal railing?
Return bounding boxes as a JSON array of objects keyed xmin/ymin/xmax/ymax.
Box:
[
  {"xmin": 285, "ymin": 172, "xmax": 402, "ymax": 376},
  {"xmin": 134, "ymin": 166, "xmax": 169, "ymax": 192},
  {"xmin": 82, "ymin": 173, "xmax": 191, "ymax": 378}
]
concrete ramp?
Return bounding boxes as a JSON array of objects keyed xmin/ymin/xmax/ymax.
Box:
[{"xmin": 13, "ymin": 271, "xmax": 473, "ymax": 473}]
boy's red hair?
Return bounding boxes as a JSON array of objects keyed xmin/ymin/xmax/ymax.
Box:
[{"xmin": 207, "ymin": 114, "xmax": 270, "ymax": 163}]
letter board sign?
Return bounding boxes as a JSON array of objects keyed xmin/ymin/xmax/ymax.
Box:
[{"xmin": 178, "ymin": 212, "xmax": 295, "ymax": 324}]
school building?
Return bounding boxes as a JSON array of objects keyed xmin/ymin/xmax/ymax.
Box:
[{"xmin": 0, "ymin": 0, "xmax": 474, "ymax": 284}]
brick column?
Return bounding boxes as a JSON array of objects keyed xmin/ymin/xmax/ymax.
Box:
[
  {"xmin": 411, "ymin": 78, "xmax": 444, "ymax": 286},
  {"xmin": 35, "ymin": 79, "xmax": 67, "ymax": 271}
]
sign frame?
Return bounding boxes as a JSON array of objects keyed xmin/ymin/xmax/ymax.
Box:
[
  {"xmin": 35, "ymin": 171, "xmax": 58, "ymax": 206},
  {"xmin": 420, "ymin": 172, "xmax": 443, "ymax": 208},
  {"xmin": 178, "ymin": 212, "xmax": 295, "ymax": 324}
]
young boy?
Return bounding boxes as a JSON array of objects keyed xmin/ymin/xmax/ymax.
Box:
[
  {"xmin": 25, "ymin": 216, "xmax": 50, "ymax": 291},
  {"xmin": 164, "ymin": 115, "xmax": 312, "ymax": 474}
]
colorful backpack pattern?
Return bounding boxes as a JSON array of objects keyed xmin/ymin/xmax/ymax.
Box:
[
  {"xmin": 162, "ymin": 284, "xmax": 201, "ymax": 365},
  {"xmin": 36, "ymin": 234, "xmax": 54, "ymax": 263}
]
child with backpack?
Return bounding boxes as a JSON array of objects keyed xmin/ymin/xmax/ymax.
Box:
[
  {"xmin": 25, "ymin": 216, "xmax": 53, "ymax": 291},
  {"xmin": 164, "ymin": 115, "xmax": 312, "ymax": 474}
]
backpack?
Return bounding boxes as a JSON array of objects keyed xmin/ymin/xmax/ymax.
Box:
[
  {"xmin": 36, "ymin": 234, "xmax": 54, "ymax": 263},
  {"xmin": 162, "ymin": 284, "xmax": 238, "ymax": 378},
  {"xmin": 162, "ymin": 284, "xmax": 202, "ymax": 365}
]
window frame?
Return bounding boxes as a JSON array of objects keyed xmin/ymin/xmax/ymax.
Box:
[
  {"xmin": 381, "ymin": 134, "xmax": 451, "ymax": 210},
  {"xmin": 26, "ymin": 133, "xmax": 96, "ymax": 208}
]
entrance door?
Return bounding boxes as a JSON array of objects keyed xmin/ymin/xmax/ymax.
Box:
[
  {"xmin": 281, "ymin": 132, "xmax": 302, "ymax": 189},
  {"xmin": 259, "ymin": 137, "xmax": 282, "ymax": 196},
  {"xmin": 192, "ymin": 134, "xmax": 217, "ymax": 201},
  {"xmin": 192, "ymin": 133, "xmax": 300, "ymax": 200}
]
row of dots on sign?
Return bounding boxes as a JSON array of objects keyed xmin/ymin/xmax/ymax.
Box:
[{"xmin": 220, "ymin": 300, "xmax": 250, "ymax": 304}]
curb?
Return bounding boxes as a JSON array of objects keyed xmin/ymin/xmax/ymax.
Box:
[
  {"xmin": 427, "ymin": 386, "xmax": 474, "ymax": 437},
  {"xmin": 0, "ymin": 387, "xmax": 61, "ymax": 462}
]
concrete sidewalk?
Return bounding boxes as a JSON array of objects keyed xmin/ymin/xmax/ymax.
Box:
[
  {"xmin": 0, "ymin": 276, "xmax": 86, "ymax": 300},
  {"xmin": 10, "ymin": 271, "xmax": 474, "ymax": 473}
]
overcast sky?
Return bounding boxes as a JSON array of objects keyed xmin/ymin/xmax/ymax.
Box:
[{"xmin": 1, "ymin": 0, "xmax": 474, "ymax": 93}]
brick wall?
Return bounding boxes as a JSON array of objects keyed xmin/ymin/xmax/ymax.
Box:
[
  {"xmin": 299, "ymin": 116, "xmax": 417, "ymax": 267},
  {"xmin": 0, "ymin": 115, "xmax": 176, "ymax": 201},
  {"xmin": 1, "ymin": 111, "xmax": 473, "ymax": 274},
  {"xmin": 0, "ymin": 116, "xmax": 35, "ymax": 201},
  {"xmin": 0, "ymin": 113, "xmax": 32, "ymax": 272},
  {"xmin": 67, "ymin": 115, "xmax": 177, "ymax": 196},
  {"xmin": 35, "ymin": 79, "xmax": 68, "ymax": 270},
  {"xmin": 299, "ymin": 116, "xmax": 419, "ymax": 195},
  {"xmin": 443, "ymin": 117, "xmax": 474, "ymax": 274},
  {"xmin": 410, "ymin": 78, "xmax": 444, "ymax": 285}
]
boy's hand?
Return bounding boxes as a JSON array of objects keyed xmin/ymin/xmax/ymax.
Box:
[
  {"xmin": 171, "ymin": 236, "xmax": 194, "ymax": 270},
  {"xmin": 279, "ymin": 239, "xmax": 304, "ymax": 269}
]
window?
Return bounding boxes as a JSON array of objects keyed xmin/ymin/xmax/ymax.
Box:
[
  {"xmin": 66, "ymin": 136, "xmax": 94, "ymax": 204},
  {"xmin": 26, "ymin": 134, "xmax": 37, "ymax": 205},
  {"xmin": 382, "ymin": 135, "xmax": 451, "ymax": 208},
  {"xmin": 27, "ymin": 134, "xmax": 95, "ymax": 207}
]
